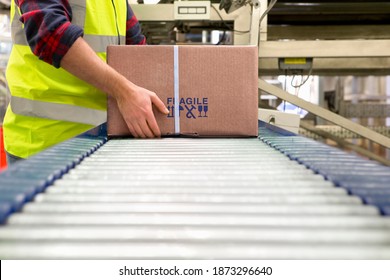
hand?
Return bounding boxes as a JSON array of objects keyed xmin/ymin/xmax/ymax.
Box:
[
  {"xmin": 115, "ymin": 83, "xmax": 169, "ymax": 138},
  {"xmin": 59, "ymin": 38, "xmax": 168, "ymax": 138}
]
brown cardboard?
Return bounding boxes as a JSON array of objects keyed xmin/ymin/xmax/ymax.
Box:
[{"xmin": 107, "ymin": 45, "xmax": 258, "ymax": 137}]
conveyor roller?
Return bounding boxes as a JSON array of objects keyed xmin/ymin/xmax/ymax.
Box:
[{"xmin": 1, "ymin": 124, "xmax": 390, "ymax": 259}]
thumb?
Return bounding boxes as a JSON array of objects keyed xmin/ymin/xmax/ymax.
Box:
[{"xmin": 151, "ymin": 95, "xmax": 169, "ymax": 114}]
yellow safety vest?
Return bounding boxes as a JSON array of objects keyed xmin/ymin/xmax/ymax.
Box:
[{"xmin": 3, "ymin": 0, "xmax": 127, "ymax": 158}]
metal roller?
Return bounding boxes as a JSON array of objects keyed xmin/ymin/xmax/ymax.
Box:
[{"xmin": 1, "ymin": 135, "xmax": 390, "ymax": 259}]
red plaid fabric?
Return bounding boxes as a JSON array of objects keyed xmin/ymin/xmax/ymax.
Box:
[{"xmin": 15, "ymin": 0, "xmax": 145, "ymax": 68}]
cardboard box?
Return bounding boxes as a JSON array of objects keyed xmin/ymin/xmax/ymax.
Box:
[{"xmin": 107, "ymin": 45, "xmax": 258, "ymax": 137}]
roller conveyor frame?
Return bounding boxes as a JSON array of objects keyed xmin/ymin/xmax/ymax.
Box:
[{"xmin": 1, "ymin": 121, "xmax": 390, "ymax": 259}]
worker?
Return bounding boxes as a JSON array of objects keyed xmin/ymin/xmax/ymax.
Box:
[{"xmin": 3, "ymin": 0, "xmax": 169, "ymax": 165}]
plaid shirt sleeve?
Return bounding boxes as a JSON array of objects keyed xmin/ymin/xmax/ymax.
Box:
[
  {"xmin": 126, "ymin": 2, "xmax": 146, "ymax": 45},
  {"xmin": 16, "ymin": 0, "xmax": 146, "ymax": 69},
  {"xmin": 16, "ymin": 0, "xmax": 84, "ymax": 68}
]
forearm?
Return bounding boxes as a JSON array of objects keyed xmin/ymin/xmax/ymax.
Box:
[
  {"xmin": 60, "ymin": 37, "xmax": 168, "ymax": 138},
  {"xmin": 60, "ymin": 37, "xmax": 135, "ymax": 100}
]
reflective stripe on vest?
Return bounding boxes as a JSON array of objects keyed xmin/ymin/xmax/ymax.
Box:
[
  {"xmin": 11, "ymin": 2, "xmax": 126, "ymax": 51},
  {"xmin": 11, "ymin": 96, "xmax": 107, "ymax": 126},
  {"xmin": 11, "ymin": 6, "xmax": 27, "ymax": 46}
]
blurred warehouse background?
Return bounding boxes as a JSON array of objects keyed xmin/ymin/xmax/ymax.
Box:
[{"xmin": 1, "ymin": 0, "xmax": 390, "ymax": 166}]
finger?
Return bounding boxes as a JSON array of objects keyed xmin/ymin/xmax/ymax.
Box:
[
  {"xmin": 140, "ymin": 119, "xmax": 155, "ymax": 138},
  {"xmin": 146, "ymin": 113, "xmax": 161, "ymax": 137},
  {"xmin": 133, "ymin": 122, "xmax": 147, "ymax": 139},
  {"xmin": 126, "ymin": 123, "xmax": 139, "ymax": 138},
  {"xmin": 151, "ymin": 95, "xmax": 169, "ymax": 114}
]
